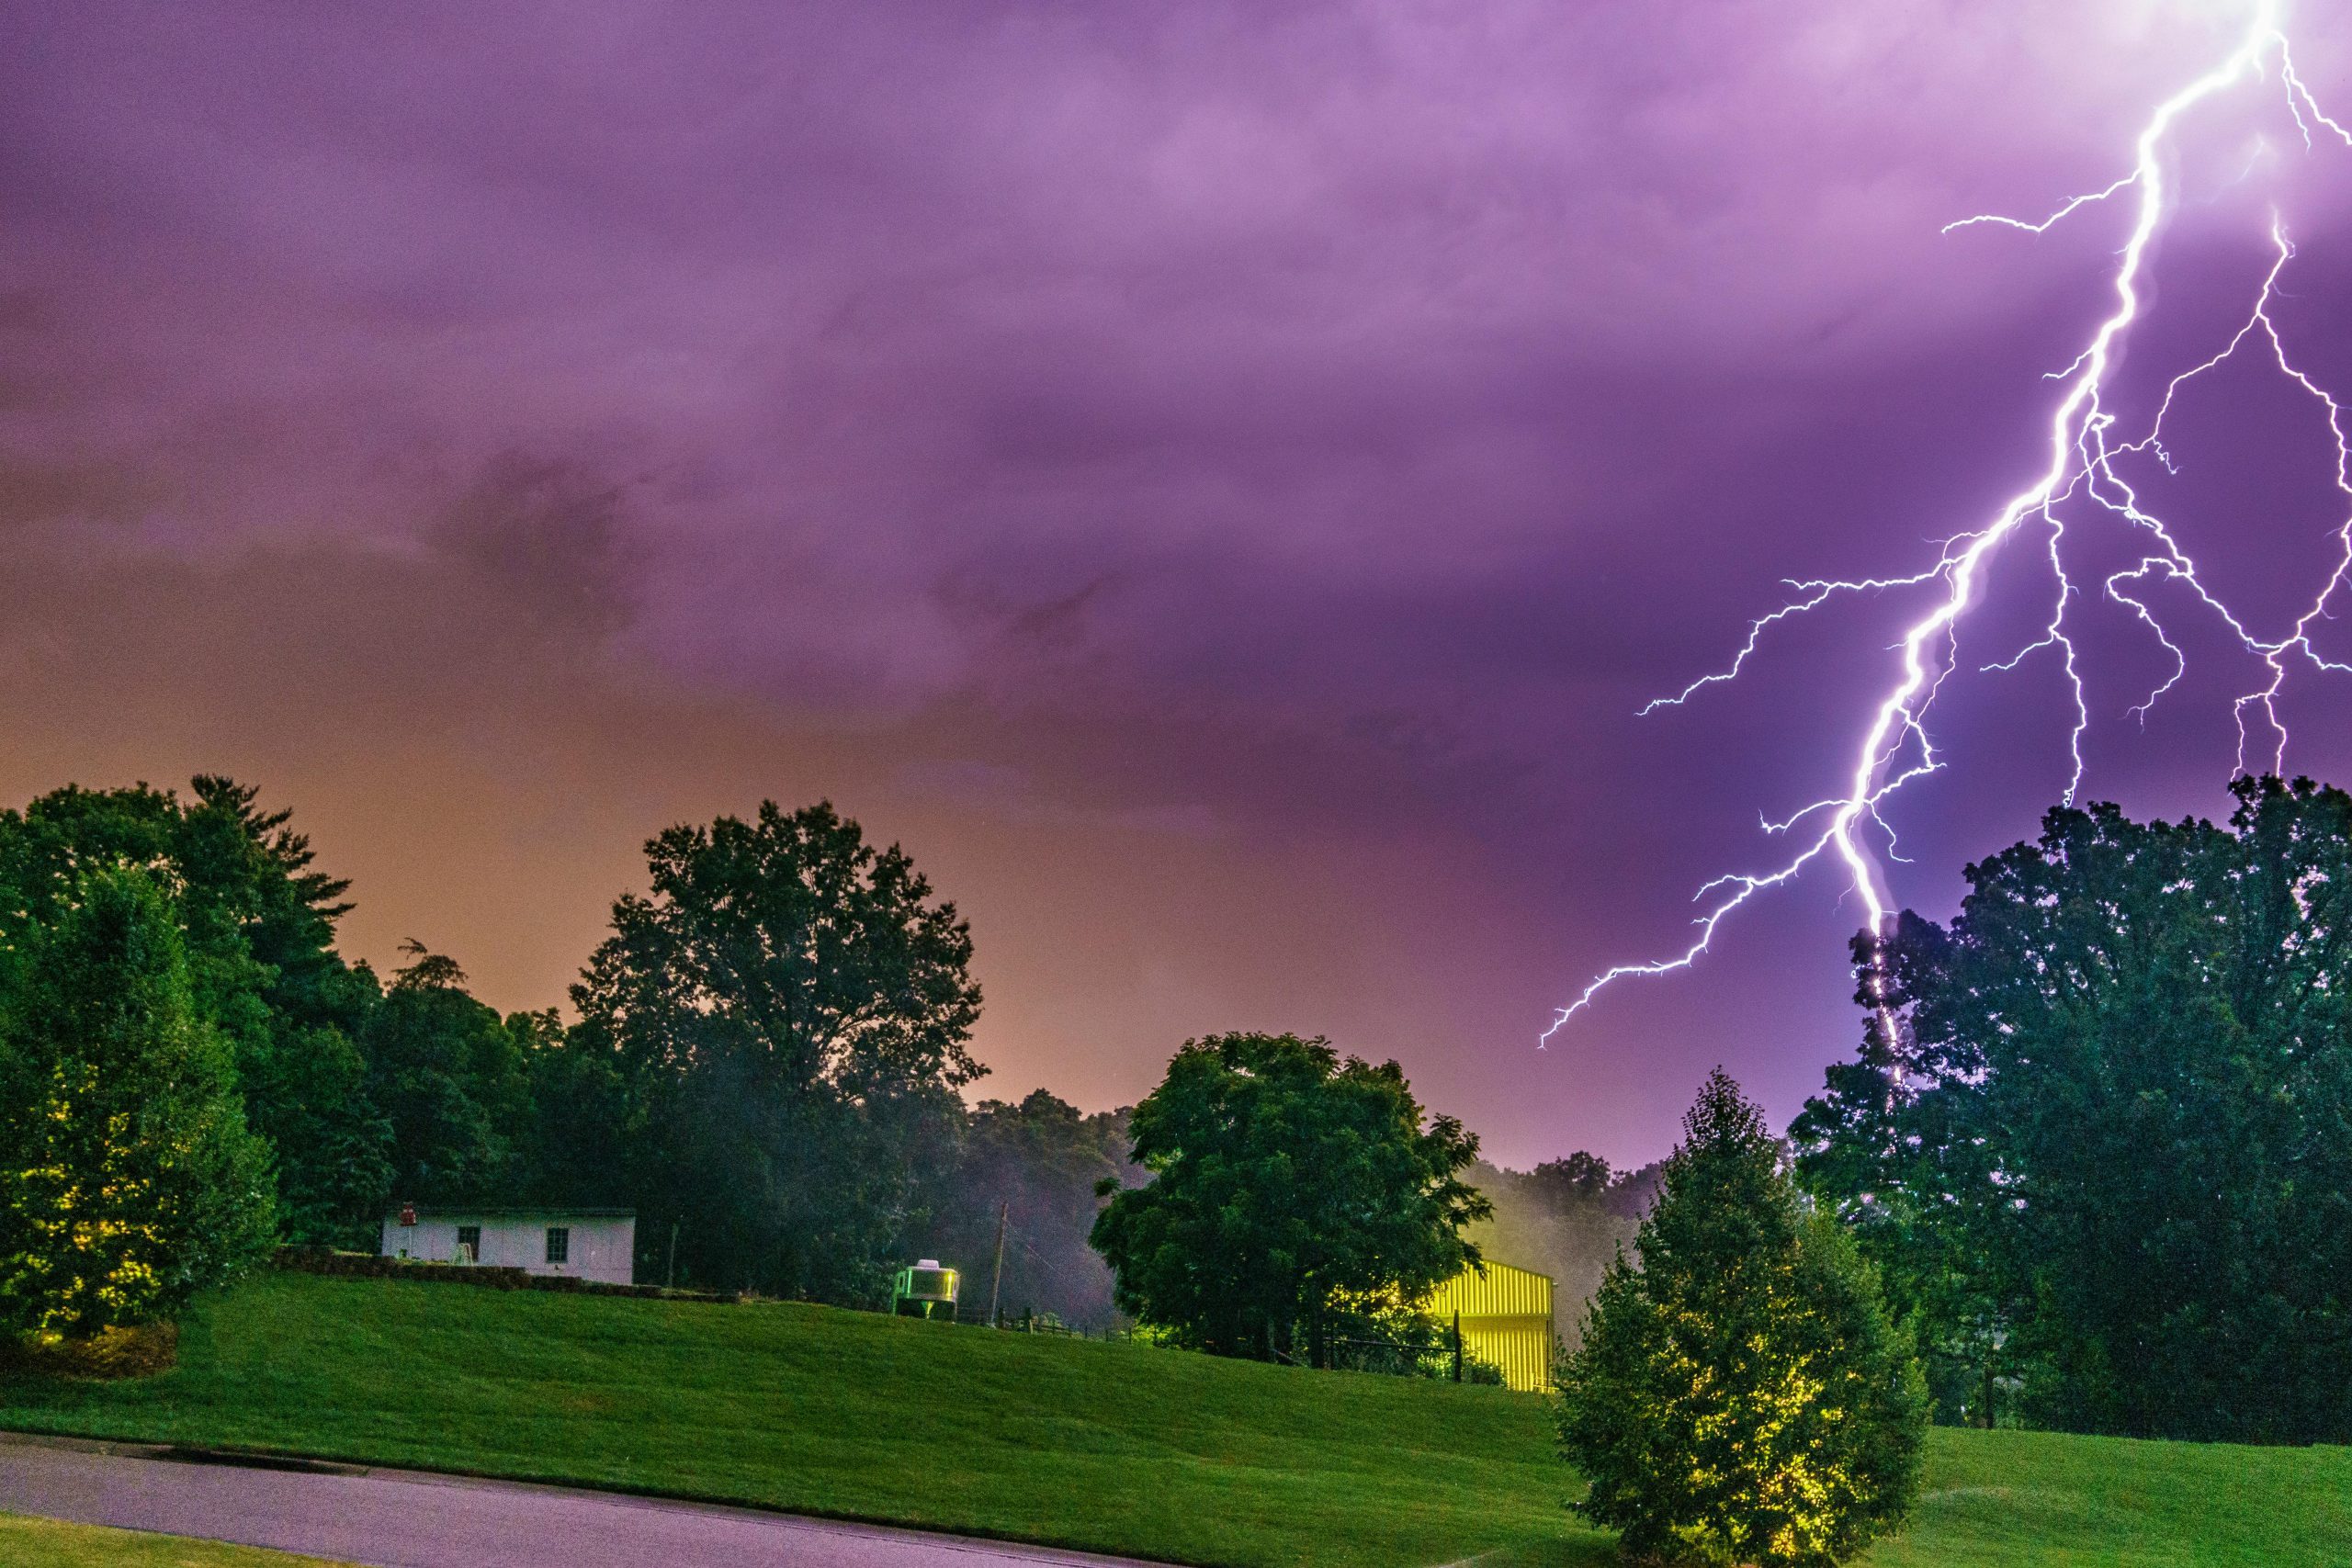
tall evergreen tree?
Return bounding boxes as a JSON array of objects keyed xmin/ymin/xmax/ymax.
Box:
[
  {"xmin": 1559, "ymin": 1070, "xmax": 1926, "ymax": 1568},
  {"xmin": 0, "ymin": 867, "xmax": 277, "ymax": 1338}
]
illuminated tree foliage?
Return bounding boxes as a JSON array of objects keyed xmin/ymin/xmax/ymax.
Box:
[
  {"xmin": 1793, "ymin": 776, "xmax": 2352, "ymax": 1443},
  {"xmin": 0, "ymin": 779, "xmax": 390, "ymax": 1246},
  {"xmin": 1559, "ymin": 1069, "xmax": 1926, "ymax": 1568},
  {"xmin": 0, "ymin": 868, "xmax": 276, "ymax": 1339},
  {"xmin": 1091, "ymin": 1032, "xmax": 1489, "ymax": 1365}
]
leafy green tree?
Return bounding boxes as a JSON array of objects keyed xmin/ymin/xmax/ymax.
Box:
[
  {"xmin": 241, "ymin": 1021, "xmax": 392, "ymax": 1245},
  {"xmin": 569, "ymin": 800, "xmax": 983, "ymax": 1300},
  {"xmin": 0, "ymin": 779, "xmax": 390, "ymax": 1244},
  {"xmin": 1792, "ymin": 777, "xmax": 2352, "ymax": 1442},
  {"xmin": 0, "ymin": 867, "xmax": 277, "ymax": 1338},
  {"xmin": 360, "ymin": 945, "xmax": 528, "ymax": 1205},
  {"xmin": 508, "ymin": 1008, "xmax": 630, "ymax": 1208},
  {"xmin": 1090, "ymin": 1032, "xmax": 1489, "ymax": 1364},
  {"xmin": 1559, "ymin": 1070, "xmax": 1926, "ymax": 1568}
]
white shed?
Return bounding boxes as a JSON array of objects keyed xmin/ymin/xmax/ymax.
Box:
[{"xmin": 379, "ymin": 1207, "xmax": 636, "ymax": 1286}]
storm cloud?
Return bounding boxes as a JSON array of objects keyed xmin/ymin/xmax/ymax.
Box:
[{"xmin": 5, "ymin": 0, "xmax": 2349, "ymax": 1162}]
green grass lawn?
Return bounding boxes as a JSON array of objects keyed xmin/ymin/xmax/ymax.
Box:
[
  {"xmin": 0, "ymin": 1513, "xmax": 346, "ymax": 1567},
  {"xmin": 0, "ymin": 1271, "xmax": 2343, "ymax": 1568}
]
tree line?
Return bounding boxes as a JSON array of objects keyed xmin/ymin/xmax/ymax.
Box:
[
  {"xmin": 2, "ymin": 770, "xmax": 2342, "ymax": 1465},
  {"xmin": 9, "ymin": 769, "xmax": 2340, "ymax": 1564},
  {"xmin": 0, "ymin": 775, "xmax": 1670, "ymax": 1346},
  {"xmin": 0, "ymin": 780, "xmax": 1137, "ymax": 1331}
]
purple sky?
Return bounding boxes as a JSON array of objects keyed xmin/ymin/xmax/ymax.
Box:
[{"xmin": 6, "ymin": 1, "xmax": 2352, "ymax": 1167}]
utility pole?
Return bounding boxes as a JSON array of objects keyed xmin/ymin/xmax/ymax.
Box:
[
  {"xmin": 988, "ymin": 1201, "xmax": 1009, "ymax": 1327},
  {"xmin": 666, "ymin": 1221, "xmax": 680, "ymax": 1291}
]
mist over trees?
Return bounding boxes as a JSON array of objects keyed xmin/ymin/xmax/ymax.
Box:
[
  {"xmin": 1795, "ymin": 776, "xmax": 2352, "ymax": 1444},
  {"xmin": 921, "ymin": 1090, "xmax": 1144, "ymax": 1329},
  {"xmin": 1463, "ymin": 1153, "xmax": 1660, "ymax": 1342}
]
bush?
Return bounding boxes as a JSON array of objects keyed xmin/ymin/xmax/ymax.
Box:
[
  {"xmin": 1462, "ymin": 1355, "xmax": 1508, "ymax": 1387},
  {"xmin": 1556, "ymin": 1070, "xmax": 1927, "ymax": 1567}
]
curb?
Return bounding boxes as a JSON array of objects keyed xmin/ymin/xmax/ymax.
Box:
[{"xmin": 0, "ymin": 1429, "xmax": 369, "ymax": 1477}]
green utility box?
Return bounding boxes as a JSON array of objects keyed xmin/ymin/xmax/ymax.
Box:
[{"xmin": 891, "ymin": 1258, "xmax": 959, "ymax": 1319}]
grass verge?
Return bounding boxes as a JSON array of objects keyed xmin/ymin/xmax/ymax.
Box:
[
  {"xmin": 0, "ymin": 1272, "xmax": 2343, "ymax": 1567},
  {"xmin": 0, "ymin": 1512, "xmax": 346, "ymax": 1567}
]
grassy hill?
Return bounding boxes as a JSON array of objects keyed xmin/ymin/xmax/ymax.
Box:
[{"xmin": 1, "ymin": 1271, "xmax": 2345, "ymax": 1568}]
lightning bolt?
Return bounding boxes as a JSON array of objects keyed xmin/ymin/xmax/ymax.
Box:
[{"xmin": 1546, "ymin": 0, "xmax": 2352, "ymax": 1042}]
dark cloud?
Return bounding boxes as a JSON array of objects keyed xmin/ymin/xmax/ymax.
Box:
[{"xmin": 431, "ymin": 457, "xmax": 645, "ymax": 636}]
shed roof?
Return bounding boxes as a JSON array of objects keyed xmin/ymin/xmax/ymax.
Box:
[{"xmin": 383, "ymin": 1207, "xmax": 637, "ymax": 1220}]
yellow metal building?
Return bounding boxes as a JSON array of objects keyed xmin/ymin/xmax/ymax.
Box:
[{"xmin": 1423, "ymin": 1259, "xmax": 1556, "ymax": 1393}]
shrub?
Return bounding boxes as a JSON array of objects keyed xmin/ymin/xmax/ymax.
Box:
[{"xmin": 1557, "ymin": 1069, "xmax": 1927, "ymax": 1567}]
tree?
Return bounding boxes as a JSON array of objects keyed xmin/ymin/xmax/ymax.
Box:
[
  {"xmin": 359, "ymin": 945, "xmax": 526, "ymax": 1206},
  {"xmin": 1792, "ymin": 777, "xmax": 2352, "ymax": 1442},
  {"xmin": 183, "ymin": 778, "xmax": 391, "ymax": 1243},
  {"xmin": 0, "ymin": 867, "xmax": 277, "ymax": 1339},
  {"xmin": 569, "ymin": 800, "xmax": 983, "ymax": 1300},
  {"xmin": 240, "ymin": 1021, "xmax": 392, "ymax": 1246},
  {"xmin": 508, "ymin": 1008, "xmax": 630, "ymax": 1209},
  {"xmin": 0, "ymin": 779, "xmax": 390, "ymax": 1245},
  {"xmin": 1559, "ymin": 1070, "xmax": 1926, "ymax": 1568},
  {"xmin": 1090, "ymin": 1032, "xmax": 1489, "ymax": 1364}
]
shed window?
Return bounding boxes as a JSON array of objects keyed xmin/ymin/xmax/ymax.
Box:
[
  {"xmin": 545, "ymin": 1226, "xmax": 570, "ymax": 1265},
  {"xmin": 456, "ymin": 1225, "xmax": 481, "ymax": 1263}
]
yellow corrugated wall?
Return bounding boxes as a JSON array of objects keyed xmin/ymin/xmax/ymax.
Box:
[{"xmin": 1423, "ymin": 1260, "xmax": 1555, "ymax": 1393}]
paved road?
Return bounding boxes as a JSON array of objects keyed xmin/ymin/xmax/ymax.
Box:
[{"xmin": 0, "ymin": 1436, "xmax": 1153, "ymax": 1568}]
